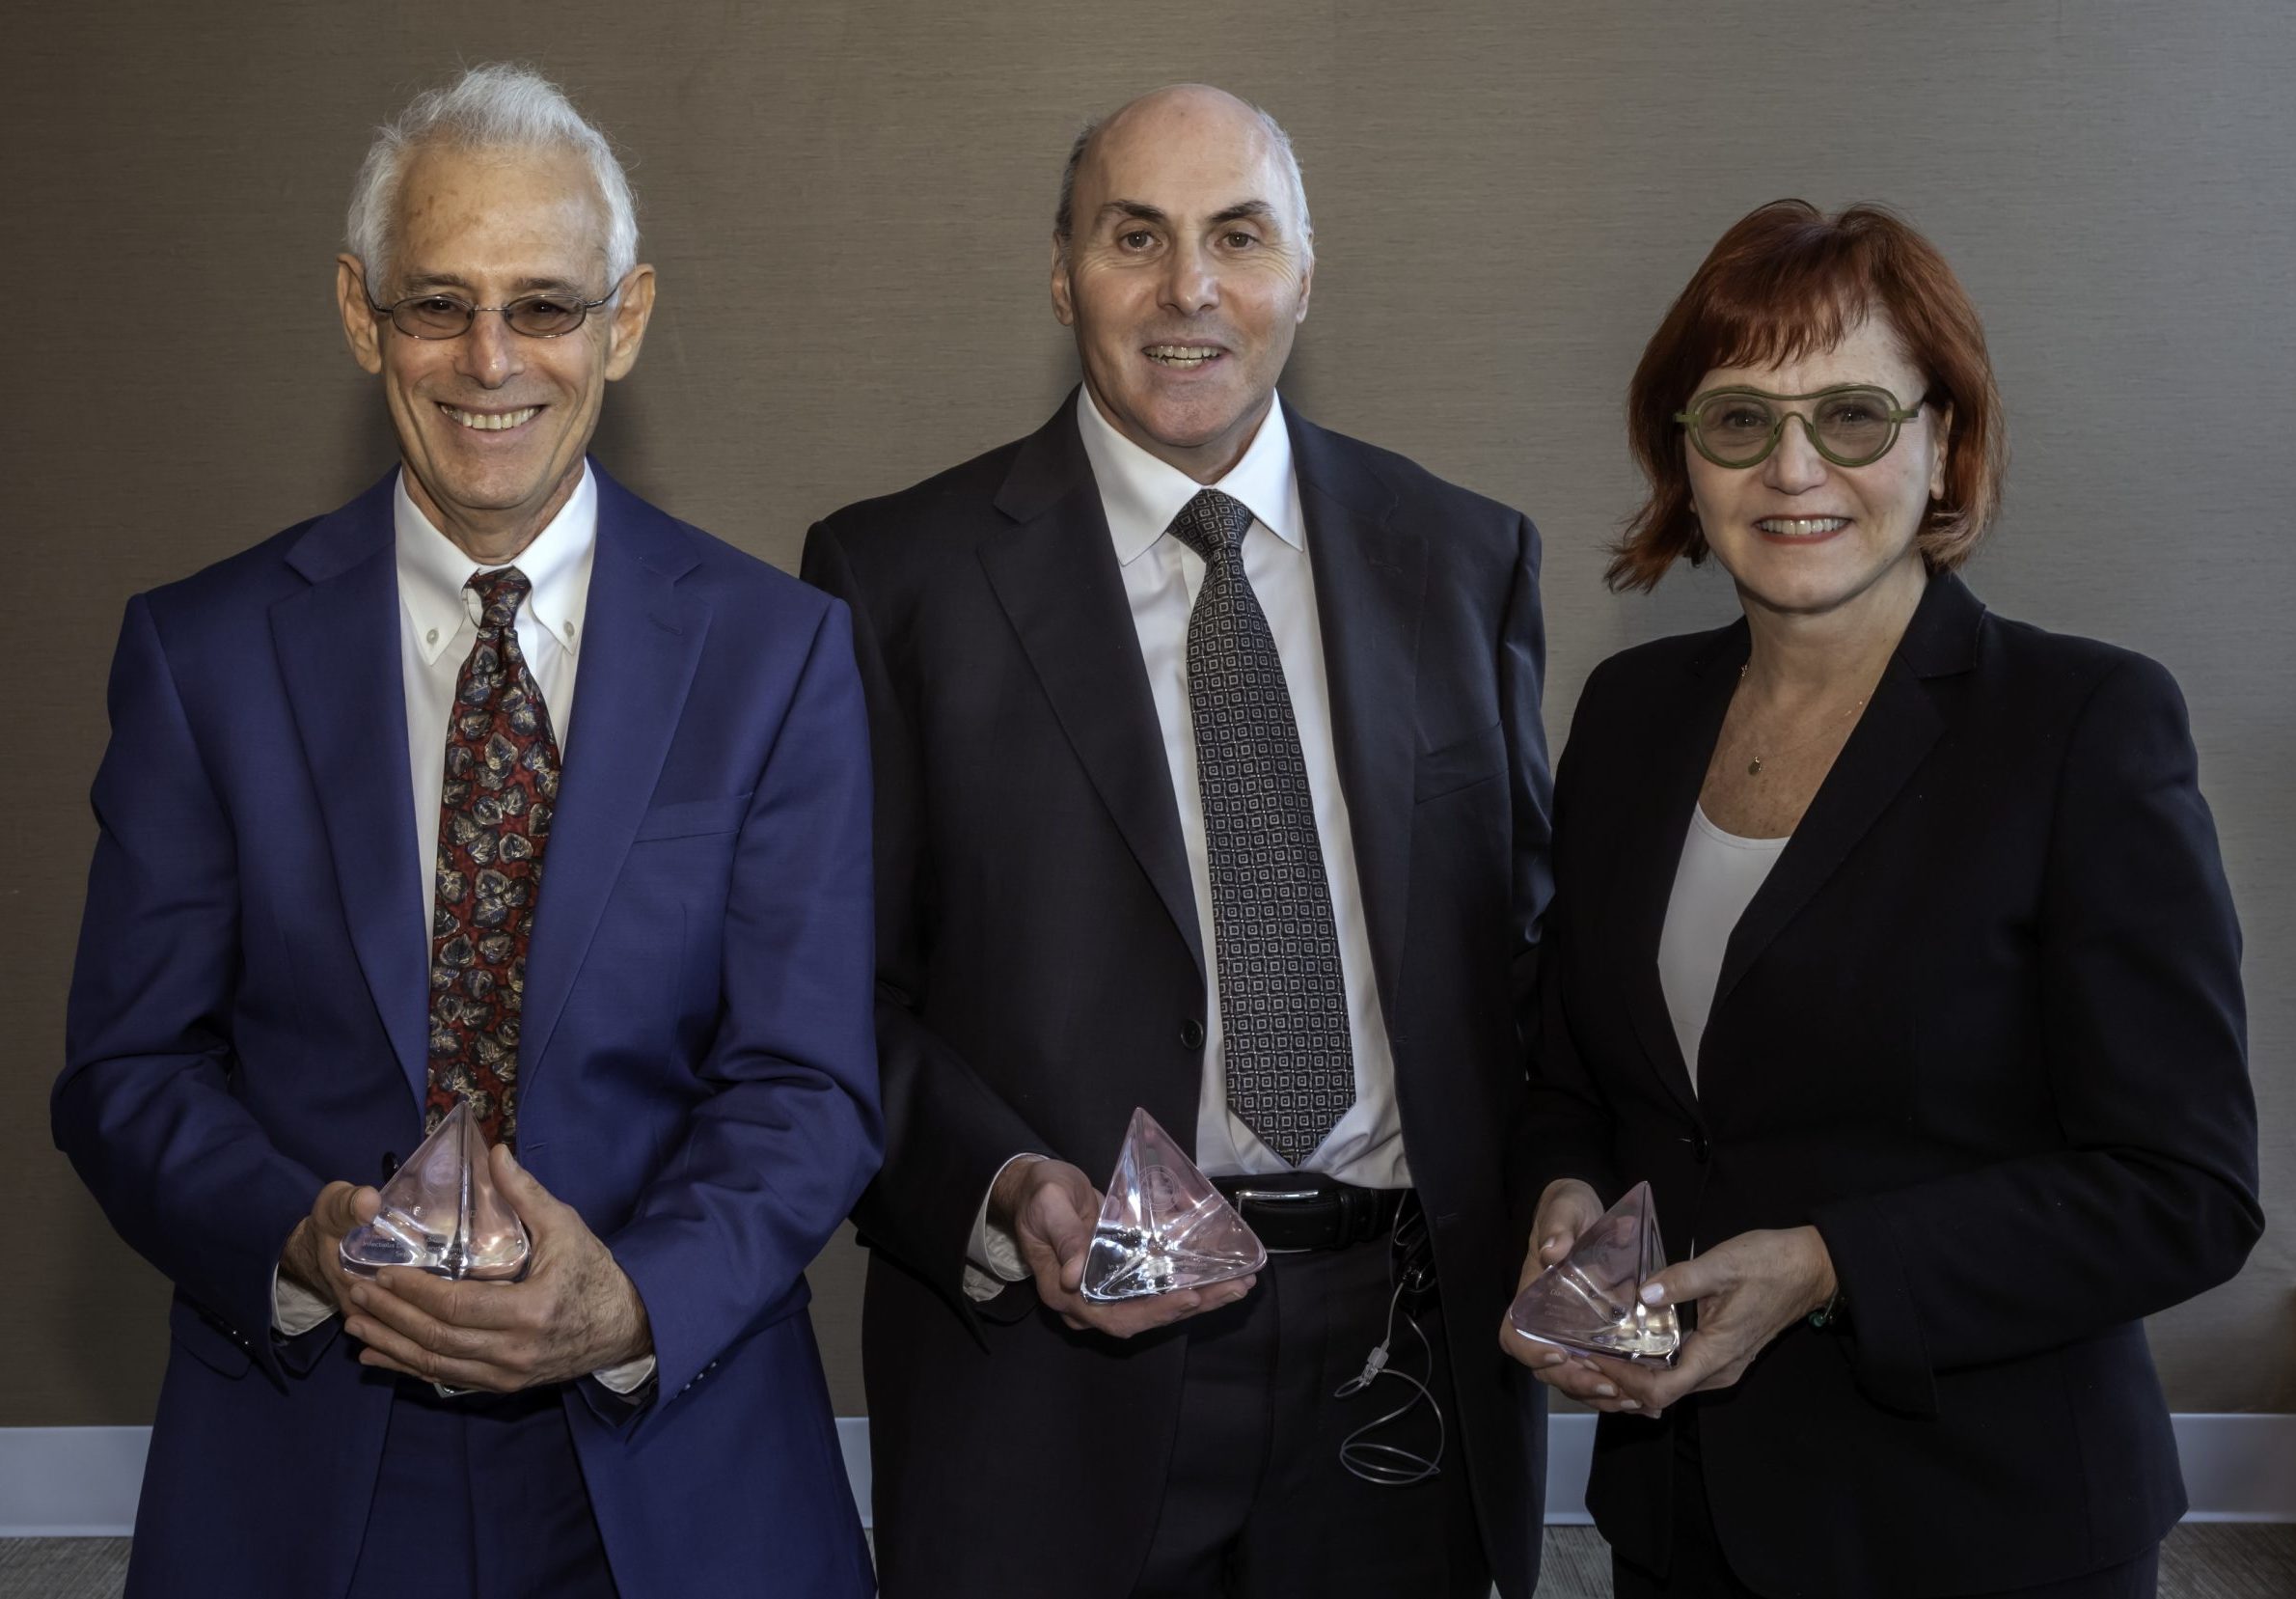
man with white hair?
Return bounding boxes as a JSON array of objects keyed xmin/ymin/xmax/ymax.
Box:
[
  {"xmin": 56, "ymin": 64, "xmax": 879, "ymax": 1598},
  {"xmin": 806, "ymin": 83, "xmax": 1551, "ymax": 1597}
]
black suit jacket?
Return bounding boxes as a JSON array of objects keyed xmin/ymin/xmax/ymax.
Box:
[
  {"xmin": 803, "ymin": 396, "xmax": 1553, "ymax": 1599},
  {"xmin": 1521, "ymin": 571, "xmax": 2260, "ymax": 1597}
]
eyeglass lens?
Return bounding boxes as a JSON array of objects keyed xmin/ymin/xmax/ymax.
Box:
[
  {"xmin": 1691, "ymin": 389, "xmax": 1900, "ymax": 467},
  {"xmin": 388, "ymin": 295, "xmax": 594, "ymax": 339}
]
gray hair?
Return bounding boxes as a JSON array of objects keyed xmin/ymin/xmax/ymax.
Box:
[
  {"xmin": 1052, "ymin": 95, "xmax": 1314, "ymax": 264},
  {"xmin": 345, "ymin": 63, "xmax": 638, "ymax": 296}
]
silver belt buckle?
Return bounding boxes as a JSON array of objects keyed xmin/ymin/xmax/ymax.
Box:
[{"xmin": 1232, "ymin": 1186, "xmax": 1325, "ymax": 1254}]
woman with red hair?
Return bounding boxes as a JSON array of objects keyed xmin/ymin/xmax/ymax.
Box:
[{"xmin": 1501, "ymin": 201, "xmax": 2258, "ymax": 1597}]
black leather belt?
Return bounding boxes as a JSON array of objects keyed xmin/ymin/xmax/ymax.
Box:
[{"xmin": 1212, "ymin": 1173, "xmax": 1408, "ymax": 1253}]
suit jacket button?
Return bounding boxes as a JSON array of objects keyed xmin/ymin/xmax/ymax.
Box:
[
  {"xmin": 1179, "ymin": 1019, "xmax": 1206, "ymax": 1050},
  {"xmin": 1692, "ymin": 1132, "xmax": 1712, "ymax": 1164}
]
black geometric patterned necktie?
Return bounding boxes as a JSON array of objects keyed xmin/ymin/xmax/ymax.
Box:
[
  {"xmin": 424, "ymin": 566, "xmax": 560, "ymax": 1146},
  {"xmin": 1166, "ymin": 487, "xmax": 1354, "ymax": 1166}
]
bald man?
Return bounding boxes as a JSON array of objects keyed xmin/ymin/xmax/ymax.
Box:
[{"xmin": 804, "ymin": 86, "xmax": 1551, "ymax": 1598}]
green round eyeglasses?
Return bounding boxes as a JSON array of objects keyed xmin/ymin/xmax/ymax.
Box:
[{"xmin": 1676, "ymin": 383, "xmax": 1925, "ymax": 469}]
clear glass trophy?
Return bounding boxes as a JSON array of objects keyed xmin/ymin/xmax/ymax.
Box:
[
  {"xmin": 1507, "ymin": 1179, "xmax": 1681, "ymax": 1365},
  {"xmin": 1080, "ymin": 1107, "xmax": 1267, "ymax": 1302},
  {"xmin": 340, "ymin": 1101, "xmax": 531, "ymax": 1282}
]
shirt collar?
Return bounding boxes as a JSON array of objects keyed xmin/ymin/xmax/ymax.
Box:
[
  {"xmin": 395, "ymin": 462, "xmax": 598, "ymax": 665},
  {"xmin": 1074, "ymin": 385, "xmax": 1305, "ymax": 567}
]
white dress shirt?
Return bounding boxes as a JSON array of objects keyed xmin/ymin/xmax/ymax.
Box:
[
  {"xmin": 1076, "ymin": 387, "xmax": 1406, "ymax": 1187},
  {"xmin": 395, "ymin": 466, "xmax": 594, "ymax": 938},
  {"xmin": 273, "ymin": 466, "xmax": 652, "ymax": 1392},
  {"xmin": 965, "ymin": 390, "xmax": 1409, "ymax": 1297},
  {"xmin": 1656, "ymin": 804, "xmax": 1788, "ymax": 1091}
]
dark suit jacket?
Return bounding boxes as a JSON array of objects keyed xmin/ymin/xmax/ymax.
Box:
[
  {"xmin": 803, "ymin": 396, "xmax": 1554, "ymax": 1599},
  {"xmin": 1520, "ymin": 571, "xmax": 2260, "ymax": 1598},
  {"xmin": 55, "ymin": 464, "xmax": 882, "ymax": 1599}
]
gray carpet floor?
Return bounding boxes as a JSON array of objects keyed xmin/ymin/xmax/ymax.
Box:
[{"xmin": 2, "ymin": 1525, "xmax": 2289, "ymax": 1597}]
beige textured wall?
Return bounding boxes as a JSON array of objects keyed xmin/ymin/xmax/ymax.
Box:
[{"xmin": 4, "ymin": 2, "xmax": 2290, "ymax": 1426}]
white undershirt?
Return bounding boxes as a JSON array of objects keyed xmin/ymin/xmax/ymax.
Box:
[{"xmin": 1656, "ymin": 805, "xmax": 1789, "ymax": 1090}]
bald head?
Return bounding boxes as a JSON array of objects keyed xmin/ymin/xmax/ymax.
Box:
[
  {"xmin": 1054, "ymin": 84, "xmax": 1313, "ymax": 266},
  {"xmin": 1047, "ymin": 82, "xmax": 1316, "ymax": 482}
]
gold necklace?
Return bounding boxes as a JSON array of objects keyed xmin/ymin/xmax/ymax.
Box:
[{"xmin": 1736, "ymin": 664, "xmax": 1868, "ymax": 777}]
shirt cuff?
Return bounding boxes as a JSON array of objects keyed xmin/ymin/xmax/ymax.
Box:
[
  {"xmin": 592, "ymin": 1354, "xmax": 658, "ymax": 1394},
  {"xmin": 962, "ymin": 1153, "xmax": 1046, "ymax": 1303},
  {"xmin": 271, "ymin": 1264, "xmax": 338, "ymax": 1337}
]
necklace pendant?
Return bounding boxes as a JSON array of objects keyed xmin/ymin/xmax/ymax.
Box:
[{"xmin": 1747, "ymin": 757, "xmax": 1763, "ymax": 776}]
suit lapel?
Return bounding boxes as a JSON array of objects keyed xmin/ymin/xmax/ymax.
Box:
[
  {"xmin": 518, "ymin": 464, "xmax": 711, "ymax": 1081},
  {"xmin": 1709, "ymin": 571, "xmax": 1982, "ymax": 1013},
  {"xmin": 1708, "ymin": 664, "xmax": 1939, "ymax": 1016},
  {"xmin": 1288, "ymin": 412, "xmax": 1420, "ymax": 1027},
  {"xmin": 271, "ymin": 474, "xmax": 428, "ymax": 1106},
  {"xmin": 978, "ymin": 405, "xmax": 1204, "ymax": 975},
  {"xmin": 1608, "ymin": 624, "xmax": 1743, "ymax": 1118}
]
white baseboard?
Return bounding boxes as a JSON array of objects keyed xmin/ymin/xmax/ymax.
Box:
[
  {"xmin": 2, "ymin": 1414, "xmax": 2288, "ymax": 1537},
  {"xmin": 0, "ymin": 1427, "xmax": 148, "ymax": 1538}
]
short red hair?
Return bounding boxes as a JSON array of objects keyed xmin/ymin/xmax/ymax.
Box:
[{"xmin": 1609, "ymin": 200, "xmax": 2006, "ymax": 593}]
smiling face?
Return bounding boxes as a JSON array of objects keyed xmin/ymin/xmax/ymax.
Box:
[
  {"xmin": 1686, "ymin": 312, "xmax": 1950, "ymax": 622},
  {"xmin": 1052, "ymin": 87, "xmax": 1313, "ymax": 482},
  {"xmin": 336, "ymin": 142, "xmax": 655, "ymax": 557}
]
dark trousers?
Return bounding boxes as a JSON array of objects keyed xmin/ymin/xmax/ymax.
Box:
[
  {"xmin": 345, "ymin": 1381, "xmax": 618, "ymax": 1599},
  {"xmin": 1611, "ymin": 1409, "xmax": 2160, "ymax": 1599},
  {"xmin": 1131, "ymin": 1234, "xmax": 1490, "ymax": 1599}
]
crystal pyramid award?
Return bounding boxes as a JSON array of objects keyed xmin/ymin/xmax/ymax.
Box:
[
  {"xmin": 340, "ymin": 1101, "xmax": 530, "ymax": 1282},
  {"xmin": 1080, "ymin": 1107, "xmax": 1267, "ymax": 1302},
  {"xmin": 1507, "ymin": 1180, "xmax": 1680, "ymax": 1364}
]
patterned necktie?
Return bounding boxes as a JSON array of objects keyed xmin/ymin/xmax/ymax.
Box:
[
  {"xmin": 424, "ymin": 566, "xmax": 560, "ymax": 1145},
  {"xmin": 1166, "ymin": 487, "xmax": 1354, "ymax": 1166}
]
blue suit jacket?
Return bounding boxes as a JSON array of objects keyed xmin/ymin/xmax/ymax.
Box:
[{"xmin": 56, "ymin": 464, "xmax": 882, "ymax": 1599}]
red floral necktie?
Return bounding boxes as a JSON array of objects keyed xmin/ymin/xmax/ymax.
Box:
[{"xmin": 424, "ymin": 566, "xmax": 560, "ymax": 1144}]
